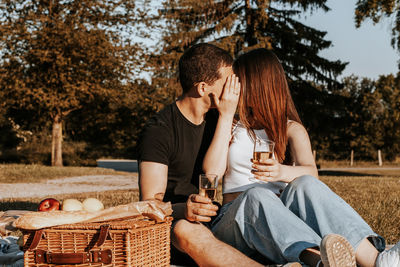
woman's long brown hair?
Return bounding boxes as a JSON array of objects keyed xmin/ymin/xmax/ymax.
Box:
[{"xmin": 234, "ymin": 48, "xmax": 301, "ymax": 164}]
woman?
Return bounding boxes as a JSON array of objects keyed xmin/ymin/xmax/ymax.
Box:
[{"xmin": 203, "ymin": 48, "xmax": 399, "ymax": 267}]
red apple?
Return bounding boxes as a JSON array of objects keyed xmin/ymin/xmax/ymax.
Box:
[{"xmin": 38, "ymin": 198, "xmax": 61, "ymax": 211}]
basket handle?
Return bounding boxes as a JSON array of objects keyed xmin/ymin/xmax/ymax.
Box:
[
  {"xmin": 28, "ymin": 229, "xmax": 44, "ymax": 251},
  {"xmin": 34, "ymin": 249, "xmax": 112, "ymax": 264}
]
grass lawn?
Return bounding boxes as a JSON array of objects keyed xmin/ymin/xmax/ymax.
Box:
[
  {"xmin": 320, "ymin": 176, "xmax": 400, "ymax": 245},
  {"xmin": 1, "ymin": 164, "xmax": 399, "ymax": 244}
]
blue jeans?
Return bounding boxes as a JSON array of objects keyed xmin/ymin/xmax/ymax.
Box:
[{"xmin": 211, "ymin": 175, "xmax": 385, "ymax": 264}]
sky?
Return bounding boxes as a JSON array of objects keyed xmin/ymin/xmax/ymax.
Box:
[{"xmin": 300, "ymin": 0, "xmax": 399, "ymax": 80}]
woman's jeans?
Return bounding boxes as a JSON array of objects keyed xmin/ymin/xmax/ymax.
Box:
[{"xmin": 211, "ymin": 175, "xmax": 385, "ymax": 263}]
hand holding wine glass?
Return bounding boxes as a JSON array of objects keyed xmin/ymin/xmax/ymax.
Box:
[
  {"xmin": 182, "ymin": 174, "xmax": 219, "ymax": 223},
  {"xmin": 249, "ymin": 137, "xmax": 275, "ymax": 183}
]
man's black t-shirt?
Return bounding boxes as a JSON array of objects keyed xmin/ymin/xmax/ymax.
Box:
[{"xmin": 138, "ymin": 102, "xmax": 217, "ymax": 203}]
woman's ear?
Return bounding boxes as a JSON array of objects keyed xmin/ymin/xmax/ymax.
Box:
[{"xmin": 195, "ymin": 82, "xmax": 207, "ymax": 97}]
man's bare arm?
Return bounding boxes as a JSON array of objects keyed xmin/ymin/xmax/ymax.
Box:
[
  {"xmin": 139, "ymin": 161, "xmax": 217, "ymax": 221},
  {"xmin": 139, "ymin": 161, "xmax": 168, "ymax": 201},
  {"xmin": 139, "ymin": 161, "xmax": 189, "ymax": 220}
]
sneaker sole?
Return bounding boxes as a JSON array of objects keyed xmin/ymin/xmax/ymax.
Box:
[
  {"xmin": 283, "ymin": 263, "xmax": 302, "ymax": 267},
  {"xmin": 320, "ymin": 234, "xmax": 356, "ymax": 267}
]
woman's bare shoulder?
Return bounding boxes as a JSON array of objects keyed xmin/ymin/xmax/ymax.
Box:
[{"xmin": 287, "ymin": 121, "xmax": 309, "ymax": 140}]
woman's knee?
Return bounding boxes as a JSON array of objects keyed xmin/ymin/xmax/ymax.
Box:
[{"xmin": 288, "ymin": 175, "xmax": 320, "ymax": 193}]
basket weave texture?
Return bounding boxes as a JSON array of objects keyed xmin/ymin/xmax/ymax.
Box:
[{"xmin": 22, "ymin": 216, "xmax": 172, "ymax": 266}]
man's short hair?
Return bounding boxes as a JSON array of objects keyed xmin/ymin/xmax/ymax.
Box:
[{"xmin": 179, "ymin": 43, "xmax": 233, "ymax": 94}]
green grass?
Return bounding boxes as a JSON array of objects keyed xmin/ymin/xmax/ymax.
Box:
[{"xmin": 0, "ymin": 164, "xmax": 132, "ymax": 183}]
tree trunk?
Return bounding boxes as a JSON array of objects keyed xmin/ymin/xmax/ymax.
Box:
[{"xmin": 51, "ymin": 115, "xmax": 63, "ymax": 167}]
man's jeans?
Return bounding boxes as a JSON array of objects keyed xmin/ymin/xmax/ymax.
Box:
[{"xmin": 211, "ymin": 175, "xmax": 385, "ymax": 263}]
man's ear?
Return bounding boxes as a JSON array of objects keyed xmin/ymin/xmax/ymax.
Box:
[{"xmin": 195, "ymin": 82, "xmax": 207, "ymax": 97}]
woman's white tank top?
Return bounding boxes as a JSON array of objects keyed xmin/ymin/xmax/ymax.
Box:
[{"xmin": 222, "ymin": 121, "xmax": 287, "ymax": 195}]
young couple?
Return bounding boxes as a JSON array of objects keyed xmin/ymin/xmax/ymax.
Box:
[{"xmin": 138, "ymin": 43, "xmax": 400, "ymax": 267}]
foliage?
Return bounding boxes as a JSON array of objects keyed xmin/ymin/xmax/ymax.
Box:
[
  {"xmin": 374, "ymin": 74, "xmax": 400, "ymax": 159},
  {"xmin": 355, "ymin": 0, "xmax": 400, "ymax": 57},
  {"xmin": 290, "ymin": 80, "xmax": 348, "ymax": 160},
  {"xmin": 65, "ymin": 80, "xmax": 161, "ymax": 159},
  {"xmin": 330, "ymin": 74, "xmax": 400, "ymax": 160},
  {"xmin": 0, "ymin": 0, "xmax": 146, "ymax": 165}
]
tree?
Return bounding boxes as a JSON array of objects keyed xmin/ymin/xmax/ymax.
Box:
[
  {"xmin": 65, "ymin": 80, "xmax": 161, "ymax": 160},
  {"xmin": 374, "ymin": 74, "xmax": 400, "ymax": 160},
  {"xmin": 150, "ymin": 0, "xmax": 347, "ymax": 100},
  {"xmin": 337, "ymin": 76, "xmax": 381, "ymax": 160},
  {"xmin": 0, "ymin": 0, "xmax": 143, "ymax": 166},
  {"xmin": 355, "ymin": 0, "xmax": 400, "ymax": 57},
  {"xmin": 334, "ymin": 74, "xmax": 400, "ymax": 161}
]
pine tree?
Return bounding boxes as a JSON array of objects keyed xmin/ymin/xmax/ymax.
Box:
[{"xmin": 151, "ymin": 0, "xmax": 347, "ymax": 101}]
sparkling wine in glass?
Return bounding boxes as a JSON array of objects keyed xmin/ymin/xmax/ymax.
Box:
[
  {"xmin": 199, "ymin": 174, "xmax": 218, "ymax": 201},
  {"xmin": 249, "ymin": 137, "xmax": 275, "ymax": 183}
]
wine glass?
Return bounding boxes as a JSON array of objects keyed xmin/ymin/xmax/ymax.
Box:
[
  {"xmin": 199, "ymin": 174, "xmax": 218, "ymax": 201},
  {"xmin": 249, "ymin": 137, "xmax": 275, "ymax": 183}
]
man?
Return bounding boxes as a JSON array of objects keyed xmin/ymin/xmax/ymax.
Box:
[{"xmin": 137, "ymin": 43, "xmax": 270, "ymax": 266}]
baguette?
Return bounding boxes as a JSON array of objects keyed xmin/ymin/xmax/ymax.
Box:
[{"xmin": 14, "ymin": 200, "xmax": 172, "ymax": 230}]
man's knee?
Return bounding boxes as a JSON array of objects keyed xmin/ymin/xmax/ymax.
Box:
[{"xmin": 172, "ymin": 219, "xmax": 214, "ymax": 251}]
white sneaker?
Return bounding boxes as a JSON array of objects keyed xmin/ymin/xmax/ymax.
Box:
[
  {"xmin": 376, "ymin": 241, "xmax": 400, "ymax": 267},
  {"xmin": 320, "ymin": 234, "xmax": 356, "ymax": 267}
]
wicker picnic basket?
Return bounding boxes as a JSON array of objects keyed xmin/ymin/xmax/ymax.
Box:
[{"xmin": 21, "ymin": 216, "xmax": 172, "ymax": 266}]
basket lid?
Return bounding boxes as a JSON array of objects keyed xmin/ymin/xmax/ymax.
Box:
[{"xmin": 50, "ymin": 216, "xmax": 171, "ymax": 230}]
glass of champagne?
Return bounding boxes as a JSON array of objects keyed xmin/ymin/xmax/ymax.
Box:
[
  {"xmin": 199, "ymin": 174, "xmax": 218, "ymax": 201},
  {"xmin": 249, "ymin": 137, "xmax": 275, "ymax": 183}
]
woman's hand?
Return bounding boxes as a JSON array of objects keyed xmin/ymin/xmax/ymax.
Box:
[
  {"xmin": 251, "ymin": 158, "xmax": 283, "ymax": 182},
  {"xmin": 211, "ymin": 74, "xmax": 240, "ymax": 119}
]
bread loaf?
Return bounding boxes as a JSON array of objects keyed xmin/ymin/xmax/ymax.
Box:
[{"xmin": 14, "ymin": 200, "xmax": 172, "ymax": 230}]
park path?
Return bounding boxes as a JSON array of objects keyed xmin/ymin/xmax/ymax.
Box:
[{"xmin": 0, "ymin": 174, "xmax": 138, "ymax": 200}]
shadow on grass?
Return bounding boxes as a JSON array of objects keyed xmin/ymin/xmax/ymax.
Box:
[
  {"xmin": 318, "ymin": 170, "xmax": 379, "ymax": 177},
  {"xmin": 0, "ymin": 201, "xmax": 37, "ymax": 211}
]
